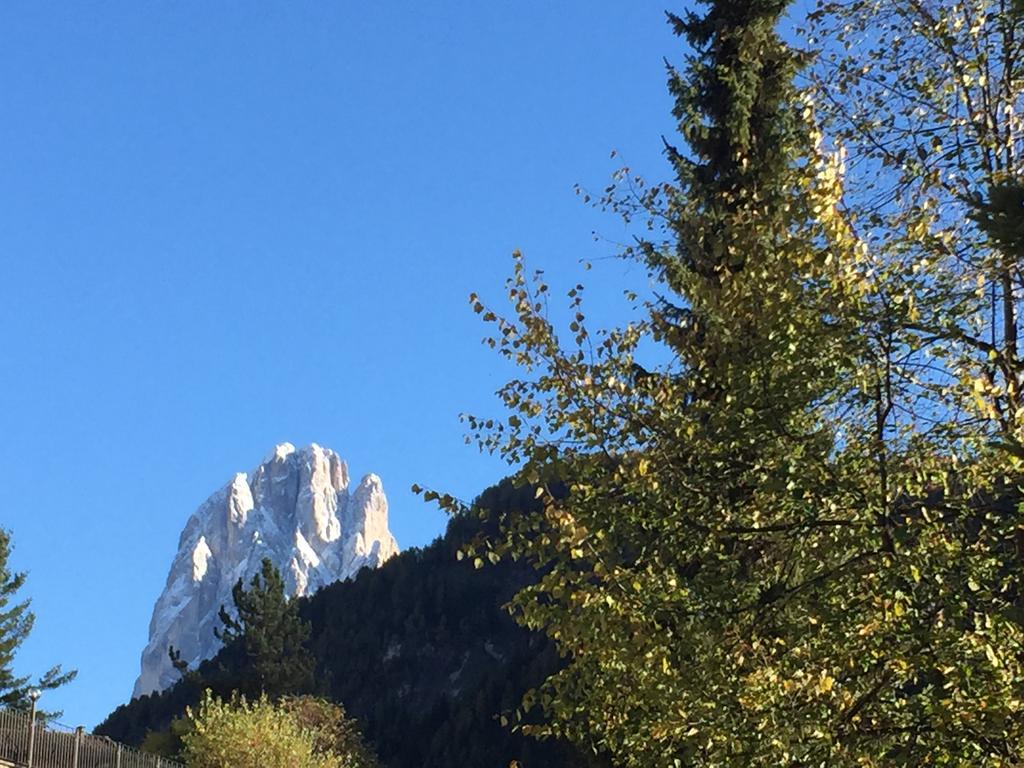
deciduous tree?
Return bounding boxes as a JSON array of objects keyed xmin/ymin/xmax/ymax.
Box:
[
  {"xmin": 182, "ymin": 692, "xmax": 376, "ymax": 768},
  {"xmin": 429, "ymin": 0, "xmax": 1024, "ymax": 764}
]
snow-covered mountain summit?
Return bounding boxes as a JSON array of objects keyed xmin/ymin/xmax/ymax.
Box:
[{"xmin": 133, "ymin": 443, "xmax": 399, "ymax": 698}]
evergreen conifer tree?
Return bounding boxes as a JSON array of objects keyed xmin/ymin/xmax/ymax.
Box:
[
  {"xmin": 972, "ymin": 184, "xmax": 1024, "ymax": 263},
  {"xmin": 447, "ymin": 0, "xmax": 867, "ymax": 762},
  {"xmin": 216, "ymin": 558, "xmax": 315, "ymax": 699},
  {"xmin": 0, "ymin": 528, "xmax": 75, "ymax": 711},
  {"xmin": 443, "ymin": 0, "xmax": 1024, "ymax": 761}
]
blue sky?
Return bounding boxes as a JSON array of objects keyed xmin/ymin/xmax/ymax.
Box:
[{"xmin": 0, "ymin": 1, "xmax": 680, "ymax": 728}]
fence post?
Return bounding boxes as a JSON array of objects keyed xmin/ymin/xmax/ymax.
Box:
[
  {"xmin": 26, "ymin": 695, "xmax": 38, "ymax": 768},
  {"xmin": 73, "ymin": 726, "xmax": 83, "ymax": 768},
  {"xmin": 116, "ymin": 742, "xmax": 123, "ymax": 768}
]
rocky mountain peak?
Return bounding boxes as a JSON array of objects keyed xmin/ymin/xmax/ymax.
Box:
[{"xmin": 133, "ymin": 443, "xmax": 399, "ymax": 698}]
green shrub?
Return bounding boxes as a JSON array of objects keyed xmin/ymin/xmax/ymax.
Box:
[
  {"xmin": 280, "ymin": 696, "xmax": 379, "ymax": 768},
  {"xmin": 182, "ymin": 691, "xmax": 341, "ymax": 768}
]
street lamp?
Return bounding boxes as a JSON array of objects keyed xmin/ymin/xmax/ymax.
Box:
[{"xmin": 26, "ymin": 689, "xmax": 40, "ymax": 768}]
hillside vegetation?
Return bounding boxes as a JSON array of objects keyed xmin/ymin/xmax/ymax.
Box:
[{"xmin": 98, "ymin": 480, "xmax": 603, "ymax": 768}]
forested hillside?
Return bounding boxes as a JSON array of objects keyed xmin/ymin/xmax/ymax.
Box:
[{"xmin": 97, "ymin": 480, "xmax": 603, "ymax": 768}]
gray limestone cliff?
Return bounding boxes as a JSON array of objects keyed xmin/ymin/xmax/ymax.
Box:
[{"xmin": 133, "ymin": 443, "xmax": 399, "ymax": 698}]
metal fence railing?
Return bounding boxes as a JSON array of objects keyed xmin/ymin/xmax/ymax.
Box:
[{"xmin": 0, "ymin": 707, "xmax": 183, "ymax": 768}]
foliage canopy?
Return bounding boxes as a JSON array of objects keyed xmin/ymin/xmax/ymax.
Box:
[
  {"xmin": 430, "ymin": 0, "xmax": 1024, "ymax": 765},
  {"xmin": 181, "ymin": 691, "xmax": 376, "ymax": 768}
]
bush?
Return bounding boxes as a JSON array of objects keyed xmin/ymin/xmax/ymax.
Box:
[
  {"xmin": 279, "ymin": 696, "xmax": 378, "ymax": 768},
  {"xmin": 181, "ymin": 691, "xmax": 375, "ymax": 768}
]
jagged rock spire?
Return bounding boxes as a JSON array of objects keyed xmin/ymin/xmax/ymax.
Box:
[{"xmin": 133, "ymin": 443, "xmax": 399, "ymax": 698}]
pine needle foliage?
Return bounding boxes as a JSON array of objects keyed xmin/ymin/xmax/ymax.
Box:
[
  {"xmin": 426, "ymin": 0, "xmax": 1024, "ymax": 765},
  {"xmin": 216, "ymin": 558, "xmax": 315, "ymax": 700},
  {"xmin": 0, "ymin": 528, "xmax": 75, "ymax": 712}
]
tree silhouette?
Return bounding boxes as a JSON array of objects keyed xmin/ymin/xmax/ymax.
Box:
[{"xmin": 216, "ymin": 558, "xmax": 314, "ymax": 699}]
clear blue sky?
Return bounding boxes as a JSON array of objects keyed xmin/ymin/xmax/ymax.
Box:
[{"xmin": 0, "ymin": 1, "xmax": 681, "ymax": 728}]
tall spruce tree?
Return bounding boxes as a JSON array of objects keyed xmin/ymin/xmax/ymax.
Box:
[
  {"xmin": 216, "ymin": 558, "xmax": 315, "ymax": 699},
  {"xmin": 437, "ymin": 0, "xmax": 1024, "ymax": 764},
  {"xmin": 442, "ymin": 0, "xmax": 868, "ymax": 763},
  {"xmin": 0, "ymin": 529, "xmax": 75, "ymax": 711}
]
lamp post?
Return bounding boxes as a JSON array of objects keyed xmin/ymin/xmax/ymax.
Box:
[{"xmin": 26, "ymin": 688, "xmax": 40, "ymax": 768}]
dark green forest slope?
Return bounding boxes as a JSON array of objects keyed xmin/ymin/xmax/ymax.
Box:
[{"xmin": 97, "ymin": 480, "xmax": 602, "ymax": 768}]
